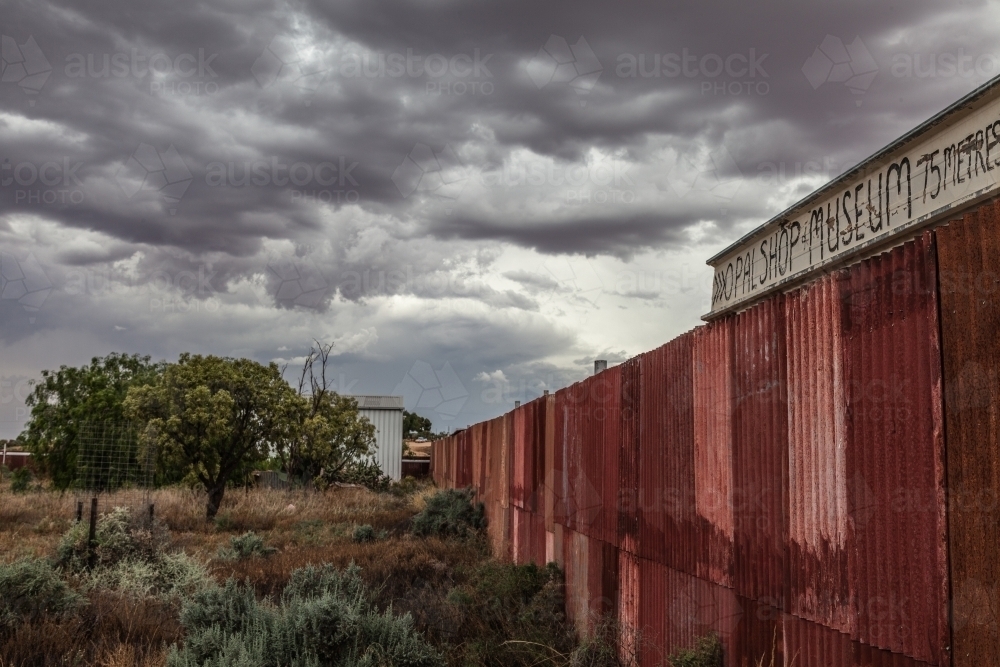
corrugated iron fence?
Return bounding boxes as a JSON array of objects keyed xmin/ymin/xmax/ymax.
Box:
[{"xmin": 432, "ymin": 198, "xmax": 1000, "ymax": 667}]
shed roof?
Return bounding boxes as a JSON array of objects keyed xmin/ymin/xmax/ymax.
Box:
[{"xmin": 352, "ymin": 395, "xmax": 405, "ymax": 410}]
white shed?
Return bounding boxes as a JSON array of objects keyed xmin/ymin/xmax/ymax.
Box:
[{"xmin": 353, "ymin": 395, "xmax": 404, "ymax": 480}]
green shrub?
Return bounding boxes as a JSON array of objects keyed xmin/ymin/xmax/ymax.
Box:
[
  {"xmin": 283, "ymin": 563, "xmax": 367, "ymax": 603},
  {"xmin": 10, "ymin": 467, "xmax": 31, "ymax": 493},
  {"xmin": 169, "ymin": 564, "xmax": 441, "ymax": 667},
  {"xmin": 669, "ymin": 633, "xmax": 723, "ymax": 667},
  {"xmin": 353, "ymin": 524, "xmax": 376, "ymax": 543},
  {"xmin": 83, "ymin": 552, "xmax": 214, "ymax": 600},
  {"xmin": 56, "ymin": 506, "xmax": 168, "ymax": 572},
  {"xmin": 411, "ymin": 488, "xmax": 486, "ymax": 539},
  {"xmin": 439, "ymin": 561, "xmax": 572, "ymax": 666},
  {"xmin": 390, "ymin": 476, "xmax": 423, "ymax": 497},
  {"xmin": 0, "ymin": 559, "xmax": 83, "ymax": 630},
  {"xmin": 217, "ymin": 531, "xmax": 277, "ymax": 560},
  {"xmin": 336, "ymin": 458, "xmax": 393, "ymax": 493}
]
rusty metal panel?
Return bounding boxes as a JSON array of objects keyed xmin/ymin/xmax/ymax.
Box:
[
  {"xmin": 936, "ymin": 199, "xmax": 1000, "ymax": 667},
  {"xmin": 782, "ymin": 613, "xmax": 935, "ymax": 667},
  {"xmin": 651, "ymin": 560, "xmax": 743, "ymax": 664},
  {"xmin": 693, "ymin": 318, "xmax": 735, "ymax": 588},
  {"xmin": 597, "ymin": 539, "xmax": 619, "ymax": 620},
  {"xmin": 512, "ymin": 403, "xmax": 527, "ymax": 508},
  {"xmin": 637, "ymin": 345, "xmax": 665, "ymax": 566},
  {"xmin": 732, "ymin": 295, "xmax": 789, "ymax": 609},
  {"xmin": 554, "ymin": 386, "xmax": 570, "ymax": 528},
  {"xmin": 512, "ymin": 506, "xmax": 527, "ymax": 564},
  {"xmin": 562, "ymin": 526, "xmax": 591, "ymax": 635},
  {"xmin": 638, "ymin": 557, "xmax": 666, "ymax": 667},
  {"xmin": 840, "ymin": 232, "xmax": 948, "ymax": 665},
  {"xmin": 533, "ymin": 397, "xmax": 547, "ymax": 515},
  {"xmin": 618, "ymin": 549, "xmax": 641, "ymax": 662},
  {"xmin": 600, "ymin": 366, "xmax": 622, "ymax": 546},
  {"xmin": 619, "ymin": 357, "xmax": 641, "ymax": 555},
  {"xmin": 639, "ymin": 335, "xmax": 698, "ymax": 575},
  {"xmin": 545, "ymin": 393, "xmax": 556, "ymax": 531},
  {"xmin": 785, "ymin": 273, "xmax": 853, "ymax": 634},
  {"xmin": 502, "ymin": 412, "xmax": 512, "ymax": 510},
  {"xmin": 537, "ymin": 512, "xmax": 548, "ymax": 564}
]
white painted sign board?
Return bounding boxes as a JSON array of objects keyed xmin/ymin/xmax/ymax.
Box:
[{"xmin": 706, "ymin": 77, "xmax": 1000, "ymax": 319}]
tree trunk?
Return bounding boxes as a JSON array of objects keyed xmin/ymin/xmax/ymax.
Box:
[{"xmin": 206, "ymin": 482, "xmax": 226, "ymax": 519}]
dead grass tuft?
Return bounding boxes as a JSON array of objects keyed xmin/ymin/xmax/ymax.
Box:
[
  {"xmin": 211, "ymin": 535, "xmax": 483, "ymax": 599},
  {"xmin": 0, "ymin": 590, "xmax": 178, "ymax": 667}
]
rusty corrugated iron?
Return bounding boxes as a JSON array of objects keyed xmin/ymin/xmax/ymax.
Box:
[
  {"xmin": 666, "ymin": 335, "xmax": 698, "ymax": 576},
  {"xmin": 619, "ymin": 357, "xmax": 641, "ymax": 555},
  {"xmin": 637, "ymin": 556, "xmax": 744, "ymax": 665},
  {"xmin": 732, "ymin": 295, "xmax": 789, "ymax": 609},
  {"xmin": 545, "ymin": 392, "xmax": 556, "ymax": 532},
  {"xmin": 782, "ymin": 612, "xmax": 935, "ymax": 667},
  {"xmin": 936, "ymin": 199, "xmax": 1000, "ymax": 667},
  {"xmin": 839, "ymin": 232, "xmax": 948, "ymax": 664},
  {"xmin": 637, "ymin": 344, "xmax": 665, "ymax": 567},
  {"xmin": 562, "ymin": 526, "xmax": 592, "ymax": 635},
  {"xmin": 426, "ymin": 199, "xmax": 999, "ymax": 666},
  {"xmin": 600, "ymin": 366, "xmax": 622, "ymax": 546},
  {"xmin": 693, "ymin": 318, "xmax": 735, "ymax": 588},
  {"xmin": 617, "ymin": 549, "xmax": 641, "ymax": 662},
  {"xmin": 785, "ymin": 273, "xmax": 853, "ymax": 634}
]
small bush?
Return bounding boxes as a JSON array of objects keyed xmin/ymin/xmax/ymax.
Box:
[
  {"xmin": 217, "ymin": 531, "xmax": 277, "ymax": 560},
  {"xmin": 434, "ymin": 561, "xmax": 573, "ymax": 666},
  {"xmin": 336, "ymin": 458, "xmax": 393, "ymax": 492},
  {"xmin": 56, "ymin": 506, "xmax": 169, "ymax": 572},
  {"xmin": 411, "ymin": 488, "xmax": 486, "ymax": 539},
  {"xmin": 0, "ymin": 559, "xmax": 83, "ymax": 630},
  {"xmin": 84, "ymin": 552, "xmax": 214, "ymax": 600},
  {"xmin": 669, "ymin": 633, "xmax": 723, "ymax": 667},
  {"xmin": 282, "ymin": 563, "xmax": 368, "ymax": 603},
  {"xmin": 170, "ymin": 564, "xmax": 441, "ymax": 667},
  {"xmin": 10, "ymin": 467, "xmax": 32, "ymax": 493},
  {"xmin": 354, "ymin": 524, "xmax": 376, "ymax": 543},
  {"xmin": 390, "ymin": 476, "xmax": 424, "ymax": 497}
]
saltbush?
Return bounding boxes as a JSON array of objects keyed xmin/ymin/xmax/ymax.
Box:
[
  {"xmin": 57, "ymin": 506, "xmax": 169, "ymax": 572},
  {"xmin": 668, "ymin": 633, "xmax": 723, "ymax": 667},
  {"xmin": 216, "ymin": 531, "xmax": 277, "ymax": 560},
  {"xmin": 410, "ymin": 488, "xmax": 486, "ymax": 539},
  {"xmin": 169, "ymin": 564, "xmax": 442, "ymax": 667},
  {"xmin": 55, "ymin": 505, "xmax": 213, "ymax": 601},
  {"xmin": 84, "ymin": 552, "xmax": 214, "ymax": 600},
  {"xmin": 0, "ymin": 559, "xmax": 83, "ymax": 630}
]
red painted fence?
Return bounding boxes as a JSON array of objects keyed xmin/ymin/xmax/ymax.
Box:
[{"xmin": 432, "ymin": 197, "xmax": 1000, "ymax": 667}]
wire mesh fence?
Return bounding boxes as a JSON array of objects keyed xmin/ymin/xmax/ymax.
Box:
[{"xmin": 73, "ymin": 421, "xmax": 156, "ymax": 523}]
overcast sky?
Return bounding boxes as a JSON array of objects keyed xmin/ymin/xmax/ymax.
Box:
[{"xmin": 2, "ymin": 0, "xmax": 1000, "ymax": 436}]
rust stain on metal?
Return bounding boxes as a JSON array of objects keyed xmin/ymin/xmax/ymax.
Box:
[
  {"xmin": 937, "ymin": 198, "xmax": 1000, "ymax": 667},
  {"xmin": 785, "ymin": 273, "xmax": 853, "ymax": 634},
  {"xmin": 619, "ymin": 357, "xmax": 641, "ymax": 555}
]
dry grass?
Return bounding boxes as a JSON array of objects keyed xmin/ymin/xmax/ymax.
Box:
[
  {"xmin": 0, "ymin": 482, "xmax": 439, "ymax": 562},
  {"xmin": 212, "ymin": 535, "xmax": 484, "ymax": 599},
  {"xmin": 0, "ymin": 480, "xmax": 509, "ymax": 667},
  {"xmin": 0, "ymin": 590, "xmax": 178, "ymax": 667}
]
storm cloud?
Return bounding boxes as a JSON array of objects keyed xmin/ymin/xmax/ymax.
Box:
[{"xmin": 2, "ymin": 0, "xmax": 1000, "ymax": 434}]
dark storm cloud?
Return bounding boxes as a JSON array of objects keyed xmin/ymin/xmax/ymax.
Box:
[
  {"xmin": 3, "ymin": 0, "xmax": 1000, "ymax": 434},
  {"xmin": 5, "ymin": 0, "xmax": 987, "ymax": 264}
]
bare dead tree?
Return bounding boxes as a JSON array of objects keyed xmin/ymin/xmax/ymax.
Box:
[{"xmin": 297, "ymin": 339, "xmax": 335, "ymax": 411}]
